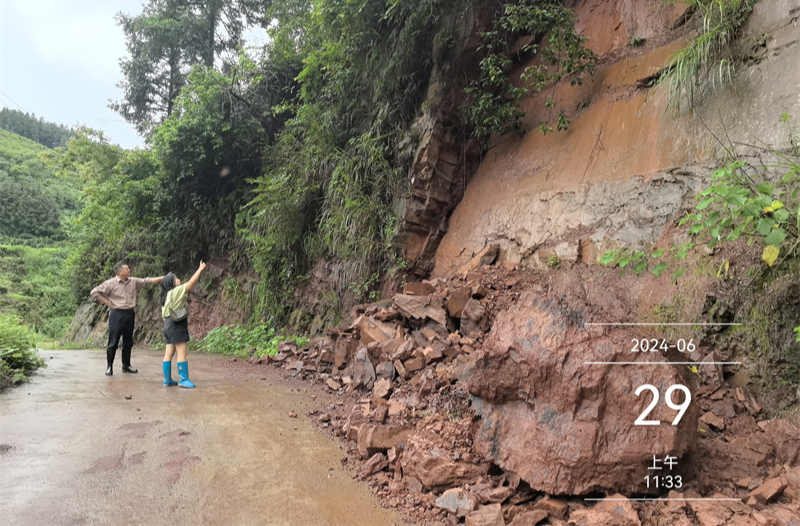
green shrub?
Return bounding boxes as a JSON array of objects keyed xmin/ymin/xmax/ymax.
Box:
[
  {"xmin": 193, "ymin": 323, "xmax": 309, "ymax": 358},
  {"xmin": 0, "ymin": 315, "xmax": 45, "ymax": 388}
]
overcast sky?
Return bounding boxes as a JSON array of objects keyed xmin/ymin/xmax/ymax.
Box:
[
  {"xmin": 0, "ymin": 0, "xmax": 149, "ymax": 149},
  {"xmin": 1, "ymin": 1, "xmax": 267, "ymax": 151}
]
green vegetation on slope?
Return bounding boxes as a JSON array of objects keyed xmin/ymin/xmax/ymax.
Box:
[
  {"xmin": 0, "ymin": 240, "xmax": 77, "ymax": 339},
  {"xmin": 0, "ymin": 126, "xmax": 83, "ymax": 343}
]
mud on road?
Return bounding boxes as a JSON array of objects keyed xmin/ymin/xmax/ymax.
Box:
[{"xmin": 0, "ymin": 350, "xmax": 408, "ymax": 526}]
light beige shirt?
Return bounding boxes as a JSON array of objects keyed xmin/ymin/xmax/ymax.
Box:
[{"xmin": 90, "ymin": 276, "xmax": 152, "ymax": 310}]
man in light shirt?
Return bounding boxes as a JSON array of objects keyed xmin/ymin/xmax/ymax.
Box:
[{"xmin": 90, "ymin": 262, "xmax": 163, "ymax": 375}]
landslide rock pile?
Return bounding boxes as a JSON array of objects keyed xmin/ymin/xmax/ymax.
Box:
[{"xmin": 265, "ymin": 262, "xmax": 800, "ymax": 526}]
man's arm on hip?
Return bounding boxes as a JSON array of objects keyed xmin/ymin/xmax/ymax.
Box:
[{"xmin": 90, "ymin": 281, "xmax": 111, "ymax": 307}]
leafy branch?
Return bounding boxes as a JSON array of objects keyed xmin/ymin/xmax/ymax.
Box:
[{"xmin": 464, "ymin": 0, "xmax": 595, "ymax": 141}]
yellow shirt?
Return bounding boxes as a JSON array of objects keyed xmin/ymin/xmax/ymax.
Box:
[{"xmin": 162, "ymin": 284, "xmax": 188, "ymax": 320}]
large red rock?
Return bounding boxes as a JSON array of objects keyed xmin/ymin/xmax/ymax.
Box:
[
  {"xmin": 763, "ymin": 420, "xmax": 800, "ymax": 466},
  {"xmin": 468, "ymin": 290, "xmax": 698, "ymax": 495}
]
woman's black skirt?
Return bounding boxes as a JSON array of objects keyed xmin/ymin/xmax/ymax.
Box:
[{"xmin": 164, "ymin": 318, "xmax": 190, "ymax": 344}]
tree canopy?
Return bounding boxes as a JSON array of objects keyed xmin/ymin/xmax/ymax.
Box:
[{"xmin": 111, "ymin": 0, "xmax": 272, "ymax": 135}]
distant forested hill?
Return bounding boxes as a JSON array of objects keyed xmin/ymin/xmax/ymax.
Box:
[
  {"xmin": 0, "ymin": 108, "xmax": 75, "ymax": 149},
  {"xmin": 0, "ymin": 130, "xmax": 82, "ymax": 239}
]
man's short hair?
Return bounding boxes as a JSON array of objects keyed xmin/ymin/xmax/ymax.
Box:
[{"xmin": 113, "ymin": 261, "xmax": 127, "ymax": 276}]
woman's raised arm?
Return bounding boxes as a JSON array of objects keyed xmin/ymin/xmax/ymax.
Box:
[{"xmin": 185, "ymin": 261, "xmax": 207, "ymax": 292}]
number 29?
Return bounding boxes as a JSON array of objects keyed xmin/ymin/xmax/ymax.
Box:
[{"xmin": 634, "ymin": 384, "xmax": 691, "ymax": 426}]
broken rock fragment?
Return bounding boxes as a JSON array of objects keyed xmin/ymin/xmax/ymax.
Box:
[
  {"xmin": 356, "ymin": 424, "xmax": 413, "ymax": 459},
  {"xmin": 351, "ymin": 316, "xmax": 395, "ymax": 345},
  {"xmin": 461, "ymin": 298, "xmax": 487, "ymax": 334},
  {"xmin": 455, "ymin": 244, "xmax": 500, "ymax": 277},
  {"xmin": 372, "ymin": 377, "xmax": 392, "ymax": 399},
  {"xmin": 403, "ymin": 282, "xmax": 436, "ymax": 296},
  {"xmin": 375, "ymin": 361, "xmax": 395, "ymax": 380},
  {"xmin": 700, "ymin": 411, "xmax": 725, "ymax": 431},
  {"xmin": 400, "ymin": 421, "xmax": 487, "ymax": 492},
  {"xmin": 446, "ymin": 291, "xmax": 470, "ymax": 318},
  {"xmin": 403, "ymin": 356, "xmax": 425, "ymax": 373},
  {"xmin": 689, "ymin": 496, "xmax": 759, "ymax": 526},
  {"xmin": 746, "ymin": 477, "xmax": 788, "ymax": 505},
  {"xmin": 508, "ymin": 510, "xmax": 548, "ymax": 526},
  {"xmin": 465, "ymin": 503, "xmax": 504, "ymax": 526},
  {"xmin": 393, "ymin": 294, "xmax": 447, "ymax": 325},
  {"xmin": 423, "ymin": 346, "xmax": 443, "ymax": 364},
  {"xmin": 435, "ymin": 487, "xmax": 476, "ymax": 517},
  {"xmin": 351, "ymin": 347, "xmax": 376, "ymax": 389},
  {"xmin": 360, "ymin": 452, "xmax": 389, "ymax": 478},
  {"xmin": 393, "ymin": 359, "xmax": 408, "ymax": 379},
  {"xmin": 534, "ymin": 497, "xmax": 569, "ymax": 520},
  {"xmin": 593, "ymin": 494, "xmax": 641, "ymax": 526},
  {"xmin": 699, "ymin": 351, "xmax": 724, "ymax": 386}
]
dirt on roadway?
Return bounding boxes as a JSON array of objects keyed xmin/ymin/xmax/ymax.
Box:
[{"xmin": 0, "ymin": 350, "xmax": 408, "ymax": 526}]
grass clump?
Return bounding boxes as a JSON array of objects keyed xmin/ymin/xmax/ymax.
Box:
[
  {"xmin": 661, "ymin": 0, "xmax": 757, "ymax": 110},
  {"xmin": 192, "ymin": 324, "xmax": 309, "ymax": 358}
]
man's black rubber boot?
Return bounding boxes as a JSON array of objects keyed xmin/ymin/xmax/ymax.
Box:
[
  {"xmin": 105, "ymin": 365, "xmax": 113, "ymax": 376},
  {"xmin": 122, "ymin": 366, "xmax": 138, "ymax": 374}
]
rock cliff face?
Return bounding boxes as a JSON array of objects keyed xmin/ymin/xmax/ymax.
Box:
[{"xmin": 410, "ymin": 0, "xmax": 800, "ymax": 275}]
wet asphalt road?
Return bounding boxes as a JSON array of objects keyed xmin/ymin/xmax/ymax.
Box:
[{"xmin": 0, "ymin": 350, "xmax": 405, "ymax": 526}]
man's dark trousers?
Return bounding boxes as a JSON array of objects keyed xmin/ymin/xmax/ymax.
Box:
[{"xmin": 107, "ymin": 309, "xmax": 135, "ymax": 367}]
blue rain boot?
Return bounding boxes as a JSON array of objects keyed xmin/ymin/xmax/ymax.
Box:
[
  {"xmin": 177, "ymin": 361, "xmax": 195, "ymax": 388},
  {"xmin": 163, "ymin": 361, "xmax": 177, "ymax": 386}
]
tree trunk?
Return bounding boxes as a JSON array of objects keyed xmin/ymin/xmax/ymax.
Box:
[{"xmin": 204, "ymin": 0, "xmax": 220, "ymax": 68}]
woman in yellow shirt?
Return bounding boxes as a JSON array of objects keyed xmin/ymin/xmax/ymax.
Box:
[{"xmin": 159, "ymin": 261, "xmax": 206, "ymax": 387}]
